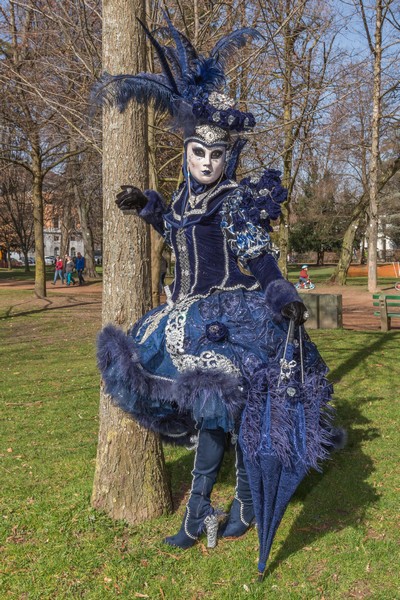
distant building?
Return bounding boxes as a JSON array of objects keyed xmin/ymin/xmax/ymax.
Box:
[{"xmin": 43, "ymin": 209, "xmax": 84, "ymax": 258}]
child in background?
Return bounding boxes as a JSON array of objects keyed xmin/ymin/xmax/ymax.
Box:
[
  {"xmin": 299, "ymin": 264, "xmax": 309, "ymax": 285},
  {"xmin": 65, "ymin": 256, "xmax": 76, "ymax": 286}
]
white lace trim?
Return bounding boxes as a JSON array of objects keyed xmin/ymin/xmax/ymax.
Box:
[{"xmin": 165, "ymin": 295, "xmax": 240, "ymax": 375}]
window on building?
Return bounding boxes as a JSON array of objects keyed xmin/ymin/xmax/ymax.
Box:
[
  {"xmin": 70, "ymin": 236, "xmax": 76, "ymax": 242},
  {"xmin": 54, "ymin": 247, "xmax": 59, "ymax": 256},
  {"xmin": 71, "ymin": 247, "xmax": 76, "ymax": 257},
  {"xmin": 53, "ymin": 217, "xmax": 59, "ymax": 229},
  {"xmin": 54, "ymin": 235, "xmax": 59, "ymax": 241}
]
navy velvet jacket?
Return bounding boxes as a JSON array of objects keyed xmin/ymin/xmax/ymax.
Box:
[{"xmin": 140, "ymin": 178, "xmax": 300, "ymax": 313}]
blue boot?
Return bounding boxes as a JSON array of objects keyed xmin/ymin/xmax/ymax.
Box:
[
  {"xmin": 164, "ymin": 428, "xmax": 226, "ymax": 549},
  {"xmin": 220, "ymin": 440, "xmax": 255, "ymax": 538}
]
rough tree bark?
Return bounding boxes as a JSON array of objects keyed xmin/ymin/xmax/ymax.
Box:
[
  {"xmin": 277, "ymin": 15, "xmax": 295, "ymax": 279},
  {"xmin": 147, "ymin": 104, "xmax": 164, "ymax": 308},
  {"xmin": 365, "ymin": 0, "xmax": 383, "ymax": 293},
  {"xmin": 31, "ymin": 141, "xmax": 46, "ymax": 298},
  {"xmin": 91, "ymin": 0, "xmax": 171, "ymax": 522}
]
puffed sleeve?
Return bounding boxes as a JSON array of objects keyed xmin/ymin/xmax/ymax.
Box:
[
  {"xmin": 139, "ymin": 190, "xmax": 167, "ymax": 237},
  {"xmin": 220, "ymin": 172, "xmax": 300, "ymax": 316}
]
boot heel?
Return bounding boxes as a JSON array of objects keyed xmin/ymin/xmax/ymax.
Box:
[{"xmin": 204, "ymin": 514, "xmax": 219, "ymax": 548}]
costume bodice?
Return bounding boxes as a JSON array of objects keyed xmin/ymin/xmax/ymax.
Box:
[{"xmin": 163, "ymin": 180, "xmax": 261, "ymax": 302}]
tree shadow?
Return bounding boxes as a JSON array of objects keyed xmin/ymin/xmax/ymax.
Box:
[
  {"xmin": 328, "ymin": 331, "xmax": 398, "ymax": 384},
  {"xmin": 267, "ymin": 394, "xmax": 379, "ymax": 573},
  {"xmin": 0, "ymin": 299, "xmax": 100, "ymax": 320}
]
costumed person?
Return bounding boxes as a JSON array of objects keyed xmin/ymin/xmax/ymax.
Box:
[{"xmin": 95, "ymin": 16, "xmax": 343, "ymax": 578}]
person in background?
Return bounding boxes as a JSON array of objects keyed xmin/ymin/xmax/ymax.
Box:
[
  {"xmin": 75, "ymin": 252, "xmax": 85, "ymax": 286},
  {"xmin": 299, "ymin": 264, "xmax": 309, "ymax": 285},
  {"xmin": 52, "ymin": 256, "xmax": 64, "ymax": 285},
  {"xmin": 65, "ymin": 256, "xmax": 76, "ymax": 286}
]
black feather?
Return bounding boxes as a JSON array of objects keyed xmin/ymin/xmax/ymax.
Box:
[
  {"xmin": 211, "ymin": 28, "xmax": 262, "ymax": 66},
  {"xmin": 136, "ymin": 18, "xmax": 179, "ymax": 95},
  {"xmin": 162, "ymin": 45, "xmax": 183, "ymax": 80},
  {"xmin": 187, "ymin": 56, "xmax": 225, "ymax": 91},
  {"xmin": 92, "ymin": 72, "xmax": 175, "ymax": 113},
  {"xmin": 162, "ymin": 11, "xmax": 198, "ymax": 78}
]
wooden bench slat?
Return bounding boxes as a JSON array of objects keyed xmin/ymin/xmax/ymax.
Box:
[
  {"xmin": 372, "ymin": 293, "xmax": 400, "ymax": 331},
  {"xmin": 373, "ymin": 302, "xmax": 400, "ymax": 307}
]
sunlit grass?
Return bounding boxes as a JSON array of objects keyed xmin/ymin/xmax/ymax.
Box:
[{"xmin": 0, "ymin": 287, "xmax": 399, "ymax": 599}]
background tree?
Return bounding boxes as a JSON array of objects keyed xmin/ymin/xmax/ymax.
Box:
[
  {"xmin": 245, "ymin": 0, "xmax": 341, "ymax": 276},
  {"xmin": 0, "ymin": 2, "xmax": 85, "ymax": 296},
  {"xmin": 0, "ymin": 165, "xmax": 34, "ymax": 271},
  {"xmin": 290, "ymin": 166, "xmax": 346, "ymax": 265}
]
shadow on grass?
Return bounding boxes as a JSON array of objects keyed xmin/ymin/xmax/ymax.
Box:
[
  {"xmin": 267, "ymin": 393, "xmax": 379, "ymax": 574},
  {"xmin": 0, "ymin": 299, "xmax": 101, "ymax": 320},
  {"xmin": 328, "ymin": 331, "xmax": 396, "ymax": 383}
]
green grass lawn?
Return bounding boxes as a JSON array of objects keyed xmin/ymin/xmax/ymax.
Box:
[{"xmin": 0, "ymin": 287, "xmax": 399, "ymax": 599}]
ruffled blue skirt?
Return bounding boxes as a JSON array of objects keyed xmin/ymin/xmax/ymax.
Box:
[{"xmin": 97, "ymin": 289, "xmax": 334, "ymax": 469}]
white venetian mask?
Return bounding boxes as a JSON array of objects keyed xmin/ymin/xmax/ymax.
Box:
[{"xmin": 186, "ymin": 141, "xmax": 226, "ymax": 185}]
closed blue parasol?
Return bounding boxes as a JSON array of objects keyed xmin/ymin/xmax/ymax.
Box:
[{"xmin": 239, "ymin": 320, "xmax": 334, "ymax": 580}]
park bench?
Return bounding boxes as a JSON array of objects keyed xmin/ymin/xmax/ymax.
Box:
[{"xmin": 372, "ymin": 294, "xmax": 400, "ymax": 331}]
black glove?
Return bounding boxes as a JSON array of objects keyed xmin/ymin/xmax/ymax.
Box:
[
  {"xmin": 281, "ymin": 301, "xmax": 308, "ymax": 326},
  {"xmin": 115, "ymin": 185, "xmax": 148, "ymax": 212}
]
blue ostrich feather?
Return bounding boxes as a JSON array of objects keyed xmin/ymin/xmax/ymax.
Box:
[
  {"xmin": 92, "ymin": 72, "xmax": 175, "ymax": 113},
  {"xmin": 137, "ymin": 18, "xmax": 179, "ymax": 94},
  {"xmin": 211, "ymin": 28, "xmax": 263, "ymax": 65}
]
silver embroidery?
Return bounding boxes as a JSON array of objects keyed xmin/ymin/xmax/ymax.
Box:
[
  {"xmin": 193, "ymin": 123, "xmax": 229, "ymax": 145},
  {"xmin": 189, "ymin": 226, "xmax": 199, "ymax": 295},
  {"xmin": 208, "ymin": 92, "xmax": 235, "ymax": 110},
  {"xmin": 171, "ymin": 182, "xmax": 238, "ymax": 220},
  {"xmin": 220, "ymin": 229, "xmax": 230, "ymax": 288},
  {"xmin": 137, "ymin": 304, "xmax": 171, "ymax": 345},
  {"xmin": 165, "ymin": 295, "xmax": 240, "ymax": 375},
  {"xmin": 176, "ymin": 228, "xmax": 191, "ymax": 300}
]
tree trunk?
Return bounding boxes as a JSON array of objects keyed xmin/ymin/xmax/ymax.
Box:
[
  {"xmin": 278, "ymin": 18, "xmax": 295, "ymax": 279},
  {"xmin": 147, "ymin": 104, "xmax": 163, "ymax": 307},
  {"xmin": 360, "ymin": 238, "xmax": 367, "ymax": 264},
  {"xmin": 91, "ymin": 0, "xmax": 171, "ymax": 523},
  {"xmin": 76, "ymin": 192, "xmax": 98, "ymax": 278},
  {"xmin": 330, "ymin": 215, "xmax": 361, "ymax": 284},
  {"xmin": 331, "ymin": 153, "xmax": 400, "ymax": 283},
  {"xmin": 32, "ymin": 147, "xmax": 46, "ymax": 297},
  {"xmin": 367, "ymin": 0, "xmax": 383, "ymax": 293},
  {"xmin": 151, "ymin": 228, "xmax": 165, "ymax": 308},
  {"xmin": 60, "ymin": 205, "xmax": 73, "ymax": 260}
]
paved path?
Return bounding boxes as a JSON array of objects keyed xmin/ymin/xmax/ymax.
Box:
[{"xmin": 1, "ymin": 278, "xmax": 399, "ymax": 331}]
